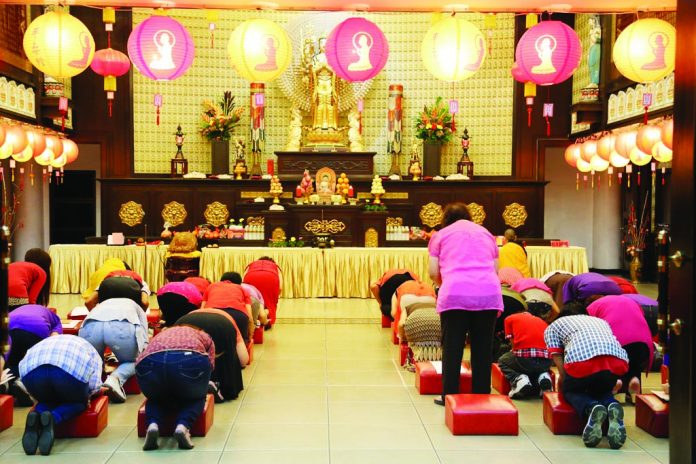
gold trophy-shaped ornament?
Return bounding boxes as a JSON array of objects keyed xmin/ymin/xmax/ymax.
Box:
[
  {"xmin": 370, "ymin": 175, "xmax": 385, "ymax": 204},
  {"xmin": 233, "ymin": 137, "xmax": 247, "ymax": 180},
  {"xmin": 269, "ymin": 175, "xmax": 283, "ymax": 204}
]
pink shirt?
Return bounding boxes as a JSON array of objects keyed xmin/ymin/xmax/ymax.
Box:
[
  {"xmin": 428, "ymin": 220, "xmax": 503, "ymax": 313},
  {"xmin": 586, "ymin": 295, "xmax": 654, "ymax": 363}
]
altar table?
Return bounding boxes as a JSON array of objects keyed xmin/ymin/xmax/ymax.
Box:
[{"xmin": 49, "ymin": 244, "xmax": 588, "ymax": 298}]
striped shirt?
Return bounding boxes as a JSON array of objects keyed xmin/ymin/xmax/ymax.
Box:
[
  {"xmin": 544, "ymin": 315, "xmax": 628, "ymax": 364},
  {"xmin": 19, "ymin": 335, "xmax": 103, "ymax": 394}
]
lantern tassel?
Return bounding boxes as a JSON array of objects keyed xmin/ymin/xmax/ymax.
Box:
[
  {"xmin": 546, "ymin": 116, "xmax": 551, "ymax": 136},
  {"xmin": 109, "ymin": 100, "xmax": 113, "ymax": 118},
  {"xmin": 638, "ymin": 171, "xmax": 641, "ymax": 186},
  {"xmin": 576, "ymin": 172, "xmax": 579, "ymax": 191},
  {"xmin": 30, "ymin": 164, "xmax": 34, "ymax": 187},
  {"xmin": 527, "ymin": 107, "xmax": 532, "ymax": 127},
  {"xmin": 661, "ymin": 167, "xmax": 666, "ymax": 186}
]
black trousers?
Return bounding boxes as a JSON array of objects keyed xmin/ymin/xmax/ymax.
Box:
[
  {"xmin": 623, "ymin": 342, "xmax": 650, "ymax": 386},
  {"xmin": 440, "ymin": 309, "xmax": 498, "ymax": 397},
  {"xmin": 7, "ymin": 329, "xmax": 44, "ymax": 377}
]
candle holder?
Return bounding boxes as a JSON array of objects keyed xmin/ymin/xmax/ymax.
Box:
[
  {"xmin": 170, "ymin": 124, "xmax": 188, "ymax": 177},
  {"xmin": 457, "ymin": 128, "xmax": 474, "ymax": 178}
]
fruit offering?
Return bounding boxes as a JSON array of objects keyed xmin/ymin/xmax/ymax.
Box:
[
  {"xmin": 270, "ymin": 175, "xmax": 283, "ymax": 203},
  {"xmin": 336, "ymin": 173, "xmax": 352, "ymax": 203},
  {"xmin": 370, "ymin": 175, "xmax": 385, "ymax": 195},
  {"xmin": 299, "ymin": 169, "xmax": 314, "ymax": 196}
]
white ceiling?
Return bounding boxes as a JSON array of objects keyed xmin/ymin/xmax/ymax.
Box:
[{"xmin": 0, "ymin": 0, "xmax": 677, "ymax": 13}]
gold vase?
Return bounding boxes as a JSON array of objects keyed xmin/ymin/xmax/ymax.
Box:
[{"xmin": 629, "ymin": 253, "xmax": 642, "ymax": 284}]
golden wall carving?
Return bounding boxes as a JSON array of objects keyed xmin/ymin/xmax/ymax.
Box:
[
  {"xmin": 161, "ymin": 201, "xmax": 187, "ymax": 227},
  {"xmin": 240, "ymin": 191, "xmax": 293, "ymax": 199},
  {"xmin": 271, "ymin": 227, "xmax": 286, "ymax": 242},
  {"xmin": 357, "ymin": 192, "xmax": 408, "ymax": 200},
  {"xmin": 365, "ymin": 228, "xmax": 378, "ymax": 247},
  {"xmin": 118, "ymin": 201, "xmax": 145, "ymax": 227},
  {"xmin": 132, "ymin": 10, "xmax": 515, "ymax": 176},
  {"xmin": 386, "ymin": 217, "xmax": 403, "ymax": 227},
  {"xmin": 204, "ymin": 201, "xmax": 229, "ymax": 227},
  {"xmin": 246, "ymin": 216, "xmax": 265, "ymax": 227},
  {"xmin": 419, "ymin": 202, "xmax": 444, "ymax": 228},
  {"xmin": 304, "ymin": 219, "xmax": 346, "ymax": 234},
  {"xmin": 467, "ymin": 202, "xmax": 486, "ymax": 225},
  {"xmin": 502, "ymin": 202, "xmax": 528, "ymax": 228}
]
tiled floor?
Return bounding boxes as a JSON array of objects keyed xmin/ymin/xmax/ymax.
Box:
[{"xmin": 1, "ymin": 294, "xmax": 669, "ymax": 463}]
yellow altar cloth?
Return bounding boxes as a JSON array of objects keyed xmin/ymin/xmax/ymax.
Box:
[
  {"xmin": 49, "ymin": 244, "xmax": 588, "ymax": 297},
  {"xmin": 49, "ymin": 244, "xmax": 169, "ymax": 294}
]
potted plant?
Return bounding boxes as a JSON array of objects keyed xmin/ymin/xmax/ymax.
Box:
[
  {"xmin": 414, "ymin": 96, "xmax": 454, "ymax": 177},
  {"xmin": 200, "ymin": 91, "xmax": 244, "ymax": 175}
]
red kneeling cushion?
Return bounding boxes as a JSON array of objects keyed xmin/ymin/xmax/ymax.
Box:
[
  {"xmin": 123, "ymin": 376, "xmax": 141, "ymax": 395},
  {"xmin": 635, "ymin": 394, "xmax": 669, "ymax": 438},
  {"xmin": 0, "ymin": 395, "xmax": 13, "ymax": 432},
  {"xmin": 608, "ymin": 276, "xmax": 638, "ymax": 294},
  {"xmin": 415, "ymin": 361, "xmax": 472, "ymax": 395},
  {"xmin": 137, "ymin": 394, "xmax": 214, "ymax": 437},
  {"xmin": 247, "ymin": 340, "xmax": 254, "ymax": 365},
  {"xmin": 661, "ymin": 365, "xmax": 669, "ymax": 384},
  {"xmin": 390, "ymin": 322, "xmax": 399, "ymax": 345},
  {"xmin": 253, "ymin": 326, "xmax": 264, "ymax": 344},
  {"xmin": 542, "ymin": 391, "xmax": 585, "ymax": 435},
  {"xmin": 445, "ymin": 394, "xmax": 518, "ymax": 435},
  {"xmin": 399, "ymin": 343, "xmax": 411, "ymax": 366},
  {"xmin": 54, "ymin": 395, "xmax": 109, "ymax": 438}
]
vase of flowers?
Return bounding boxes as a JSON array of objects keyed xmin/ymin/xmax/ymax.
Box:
[
  {"xmin": 200, "ymin": 91, "xmax": 244, "ymax": 175},
  {"xmin": 623, "ymin": 200, "xmax": 649, "ymax": 284},
  {"xmin": 415, "ymin": 97, "xmax": 454, "ymax": 177}
]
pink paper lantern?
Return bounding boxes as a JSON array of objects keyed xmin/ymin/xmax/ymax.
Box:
[
  {"xmin": 515, "ymin": 20, "xmax": 582, "ymax": 86},
  {"xmin": 511, "ymin": 61, "xmax": 526, "ymax": 82},
  {"xmin": 325, "ymin": 18, "xmax": 389, "ymax": 82},
  {"xmin": 127, "ymin": 15, "xmax": 194, "ymax": 81}
]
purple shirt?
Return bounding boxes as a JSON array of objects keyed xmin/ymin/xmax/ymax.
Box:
[
  {"xmin": 562, "ymin": 272, "xmax": 622, "ymax": 304},
  {"xmin": 241, "ymin": 283, "xmax": 264, "ymax": 307},
  {"xmin": 586, "ymin": 295, "xmax": 654, "ymax": 365},
  {"xmin": 9, "ymin": 304, "xmax": 62, "ymax": 339},
  {"xmin": 428, "ymin": 220, "xmax": 503, "ymax": 313},
  {"xmin": 623, "ymin": 293, "xmax": 658, "ymax": 307}
]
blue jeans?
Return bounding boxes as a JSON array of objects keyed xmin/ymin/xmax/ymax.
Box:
[
  {"xmin": 136, "ymin": 350, "xmax": 212, "ymax": 429},
  {"xmin": 80, "ymin": 320, "xmax": 140, "ymax": 385},
  {"xmin": 21, "ymin": 365, "xmax": 89, "ymax": 424},
  {"xmin": 562, "ymin": 369, "xmax": 619, "ymax": 419}
]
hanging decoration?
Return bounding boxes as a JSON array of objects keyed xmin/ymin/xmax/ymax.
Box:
[
  {"xmin": 612, "ymin": 18, "xmax": 676, "ymax": 122},
  {"xmin": 422, "ymin": 16, "xmax": 486, "ymax": 82},
  {"xmin": 325, "ymin": 17, "xmax": 389, "ymax": 83},
  {"xmin": 12, "ymin": 130, "xmax": 45, "ymax": 163},
  {"xmin": 127, "ymin": 11, "xmax": 196, "ymax": 125},
  {"xmin": 90, "ymin": 49, "xmax": 131, "ymax": 117},
  {"xmin": 564, "ymin": 143, "xmax": 581, "ymax": 168},
  {"xmin": 660, "ymin": 117, "xmax": 673, "ymax": 149},
  {"xmin": 23, "ymin": 7, "xmax": 95, "ymax": 78},
  {"xmin": 1, "ymin": 126, "xmax": 28, "ymax": 158},
  {"xmin": 484, "ymin": 14, "xmax": 497, "ymax": 56},
  {"xmin": 580, "ymin": 139, "xmax": 597, "ymax": 163},
  {"xmin": 249, "ymin": 83, "xmax": 265, "ymax": 177},
  {"xmin": 61, "ymin": 138, "xmax": 80, "ymax": 165},
  {"xmin": 597, "ymin": 132, "xmax": 615, "ymax": 161},
  {"xmin": 206, "ymin": 10, "xmax": 219, "ymax": 48},
  {"xmin": 636, "ymin": 124, "xmax": 662, "ymax": 155},
  {"xmin": 228, "ymin": 19, "xmax": 292, "ymax": 83}
]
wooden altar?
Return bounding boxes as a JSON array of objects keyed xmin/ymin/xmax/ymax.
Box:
[
  {"xmin": 99, "ymin": 177, "xmax": 547, "ymax": 247},
  {"xmin": 275, "ymin": 151, "xmax": 376, "ymax": 181}
]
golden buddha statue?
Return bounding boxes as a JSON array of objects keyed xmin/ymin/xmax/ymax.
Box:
[{"xmin": 311, "ymin": 65, "xmax": 338, "ymax": 130}]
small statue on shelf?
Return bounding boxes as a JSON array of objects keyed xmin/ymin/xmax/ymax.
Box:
[
  {"xmin": 170, "ymin": 124, "xmax": 188, "ymax": 177},
  {"xmin": 370, "ymin": 175, "xmax": 385, "ymax": 204},
  {"xmin": 233, "ymin": 136, "xmax": 247, "ymax": 179},
  {"xmin": 457, "ymin": 128, "xmax": 474, "ymax": 179},
  {"xmin": 408, "ymin": 140, "xmax": 422, "ymax": 181}
]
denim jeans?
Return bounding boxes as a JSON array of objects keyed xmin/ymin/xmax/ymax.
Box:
[
  {"xmin": 136, "ymin": 350, "xmax": 212, "ymax": 429},
  {"xmin": 498, "ymin": 351, "xmax": 552, "ymax": 385},
  {"xmin": 562, "ymin": 369, "xmax": 619, "ymax": 419},
  {"xmin": 21, "ymin": 365, "xmax": 89, "ymax": 424},
  {"xmin": 79, "ymin": 320, "xmax": 140, "ymax": 385}
]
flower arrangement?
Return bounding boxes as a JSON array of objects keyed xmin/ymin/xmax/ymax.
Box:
[
  {"xmin": 268, "ymin": 236, "xmax": 305, "ymax": 248},
  {"xmin": 200, "ymin": 91, "xmax": 244, "ymax": 141},
  {"xmin": 622, "ymin": 199, "xmax": 649, "ymax": 258},
  {"xmin": 414, "ymin": 97, "xmax": 455, "ymax": 143}
]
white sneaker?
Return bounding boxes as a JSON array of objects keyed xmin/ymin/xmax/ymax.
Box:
[
  {"xmin": 174, "ymin": 424, "xmax": 194, "ymax": 450},
  {"xmin": 509, "ymin": 374, "xmax": 534, "ymax": 399},
  {"xmin": 103, "ymin": 375, "xmax": 126, "ymax": 403},
  {"xmin": 538, "ymin": 372, "xmax": 553, "ymax": 396}
]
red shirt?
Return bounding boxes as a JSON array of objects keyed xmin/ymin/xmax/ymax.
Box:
[
  {"xmin": 565, "ymin": 355, "xmax": 628, "ymax": 378},
  {"xmin": 8, "ymin": 262, "xmax": 47, "ymax": 303},
  {"xmin": 137, "ymin": 326, "xmax": 215, "ymax": 367},
  {"xmin": 374, "ymin": 269, "xmax": 419, "ymax": 287},
  {"xmin": 504, "ymin": 312, "xmax": 549, "ymax": 355},
  {"xmin": 203, "ymin": 281, "xmax": 251, "ymax": 315},
  {"xmin": 105, "ymin": 270, "xmax": 143, "ymax": 284}
]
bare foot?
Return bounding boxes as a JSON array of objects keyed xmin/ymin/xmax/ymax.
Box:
[
  {"xmin": 612, "ymin": 379, "xmax": 623, "ymax": 395},
  {"xmin": 628, "ymin": 377, "xmax": 641, "ymax": 395}
]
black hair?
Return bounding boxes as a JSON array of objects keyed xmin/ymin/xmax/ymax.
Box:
[
  {"xmin": 122, "ymin": 261, "xmax": 132, "ymax": 271},
  {"xmin": 220, "ymin": 271, "xmax": 242, "ymax": 284},
  {"xmin": 556, "ymin": 300, "xmax": 588, "ymax": 318},
  {"xmin": 442, "ymin": 202, "xmax": 472, "ymax": 227}
]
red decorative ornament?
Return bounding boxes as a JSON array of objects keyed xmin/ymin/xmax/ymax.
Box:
[
  {"xmin": 515, "ymin": 20, "xmax": 582, "ymax": 86},
  {"xmin": 325, "ymin": 17, "xmax": 389, "ymax": 83},
  {"xmin": 564, "ymin": 143, "xmax": 581, "ymax": 168},
  {"xmin": 90, "ymin": 48, "xmax": 131, "ymax": 117}
]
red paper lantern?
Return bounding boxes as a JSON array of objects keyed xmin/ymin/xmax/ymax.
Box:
[
  {"xmin": 661, "ymin": 118, "xmax": 673, "ymax": 150},
  {"xmin": 127, "ymin": 15, "xmax": 194, "ymax": 81},
  {"xmin": 515, "ymin": 20, "xmax": 582, "ymax": 86},
  {"xmin": 0, "ymin": 125, "xmax": 5, "ymax": 147},
  {"xmin": 615, "ymin": 131, "xmax": 637, "ymax": 158},
  {"xmin": 6, "ymin": 126, "xmax": 28, "ymax": 155},
  {"xmin": 325, "ymin": 17, "xmax": 389, "ymax": 82},
  {"xmin": 90, "ymin": 48, "xmax": 131, "ymax": 116},
  {"xmin": 62, "ymin": 138, "xmax": 80, "ymax": 164},
  {"xmin": 596, "ymin": 133, "xmax": 616, "ymax": 161},
  {"xmin": 564, "ymin": 143, "xmax": 581, "ymax": 168},
  {"xmin": 580, "ymin": 139, "xmax": 597, "ymax": 163}
]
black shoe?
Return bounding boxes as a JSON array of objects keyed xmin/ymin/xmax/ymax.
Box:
[
  {"xmin": 264, "ymin": 323, "xmax": 273, "ymax": 331},
  {"xmin": 142, "ymin": 424, "xmax": 160, "ymax": 451},
  {"xmin": 433, "ymin": 397, "xmax": 445, "ymax": 406},
  {"xmin": 10, "ymin": 380, "xmax": 35, "ymax": 407},
  {"xmin": 208, "ymin": 381, "xmax": 225, "ymax": 403},
  {"xmin": 38, "ymin": 411, "xmax": 55, "ymax": 456},
  {"xmin": 21, "ymin": 411, "xmax": 40, "ymax": 455}
]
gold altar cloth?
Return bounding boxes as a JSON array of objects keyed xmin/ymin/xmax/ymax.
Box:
[{"xmin": 50, "ymin": 245, "xmax": 588, "ymax": 297}]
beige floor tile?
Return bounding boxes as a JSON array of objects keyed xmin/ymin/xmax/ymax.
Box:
[
  {"xmin": 543, "ymin": 450, "xmax": 662, "ymax": 464},
  {"xmin": 219, "ymin": 450, "xmax": 329, "ymax": 464},
  {"xmin": 235, "ymin": 401, "xmax": 328, "ymax": 424},
  {"xmin": 249, "ymin": 368, "xmax": 326, "ymax": 386},
  {"xmin": 325, "ymin": 358, "xmax": 398, "ymax": 371},
  {"xmin": 649, "ymin": 450, "xmax": 670, "ymax": 463},
  {"xmin": 106, "ymin": 450, "xmax": 222, "ymax": 463},
  {"xmin": 624, "ymin": 426, "xmax": 669, "ymax": 453},
  {"xmin": 327, "ymin": 386, "xmax": 412, "ymax": 403},
  {"xmin": 117, "ymin": 424, "xmax": 231, "ymax": 452},
  {"xmin": 3, "ymin": 425, "xmax": 133, "ymax": 455},
  {"xmin": 325, "ymin": 347, "xmax": 394, "ymax": 360},
  {"xmin": 438, "ymin": 449, "xmax": 552, "ymax": 464},
  {"xmin": 511, "ymin": 398, "xmax": 547, "ymax": 425},
  {"xmin": 326, "ymin": 369, "xmax": 404, "ymax": 386},
  {"xmin": 329, "ymin": 423, "xmax": 432, "ymax": 450},
  {"xmin": 331, "ymin": 449, "xmax": 440, "ymax": 464},
  {"xmin": 329, "ymin": 402, "xmax": 422, "ymax": 424},
  {"xmin": 254, "ymin": 358, "xmax": 326, "ymax": 371},
  {"xmin": 243, "ymin": 385, "xmax": 328, "ymax": 404},
  {"xmin": 521, "ymin": 424, "xmax": 644, "ymax": 452},
  {"xmin": 0, "ymin": 427, "xmax": 22, "ymax": 454},
  {"xmin": 0, "ymin": 452, "xmax": 113, "ymax": 463},
  {"xmin": 107, "ymin": 397, "xmax": 144, "ymax": 426},
  {"xmin": 225, "ymin": 423, "xmax": 328, "ymax": 450},
  {"xmin": 424, "ymin": 423, "xmax": 536, "ymax": 450},
  {"xmin": 413, "ymin": 402, "xmax": 447, "ymax": 424},
  {"xmin": 213, "ymin": 400, "xmax": 243, "ymax": 424}
]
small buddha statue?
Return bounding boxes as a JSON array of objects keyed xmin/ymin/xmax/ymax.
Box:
[{"xmin": 311, "ymin": 65, "xmax": 339, "ymax": 130}]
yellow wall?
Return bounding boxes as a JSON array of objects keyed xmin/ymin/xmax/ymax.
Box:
[{"xmin": 132, "ymin": 10, "xmax": 514, "ymax": 176}]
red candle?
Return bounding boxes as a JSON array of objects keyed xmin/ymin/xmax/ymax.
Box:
[
  {"xmin": 267, "ymin": 159, "xmax": 274, "ymax": 176},
  {"xmin": 348, "ymin": 185, "xmax": 354, "ymax": 197},
  {"xmin": 295, "ymin": 185, "xmax": 302, "ymax": 197}
]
